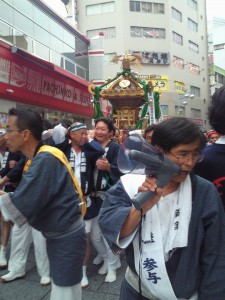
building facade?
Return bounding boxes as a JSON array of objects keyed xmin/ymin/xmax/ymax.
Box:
[
  {"xmin": 76, "ymin": 0, "xmax": 210, "ymax": 129},
  {"xmin": 0, "ymin": 0, "xmax": 93, "ymax": 127},
  {"xmin": 208, "ymin": 17, "xmax": 225, "ymax": 96}
]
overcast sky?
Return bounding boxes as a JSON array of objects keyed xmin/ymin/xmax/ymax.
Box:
[{"xmin": 206, "ymin": 0, "xmax": 225, "ymax": 20}]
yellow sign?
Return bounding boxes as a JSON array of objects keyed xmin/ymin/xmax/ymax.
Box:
[{"xmin": 139, "ymin": 75, "xmax": 169, "ymax": 91}]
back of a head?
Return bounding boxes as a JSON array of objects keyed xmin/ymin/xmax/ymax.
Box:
[
  {"xmin": 43, "ymin": 119, "xmax": 53, "ymax": 131},
  {"xmin": 209, "ymin": 86, "xmax": 225, "ymax": 135},
  {"xmin": 8, "ymin": 108, "xmax": 43, "ymax": 141},
  {"xmin": 151, "ymin": 117, "xmax": 206, "ymax": 152},
  {"xmin": 61, "ymin": 118, "xmax": 72, "ymax": 129}
]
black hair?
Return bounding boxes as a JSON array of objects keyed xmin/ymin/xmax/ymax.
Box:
[
  {"xmin": 143, "ymin": 124, "xmax": 156, "ymax": 139},
  {"xmin": 122, "ymin": 125, "xmax": 135, "ymax": 134},
  {"xmin": 208, "ymin": 86, "xmax": 225, "ymax": 135},
  {"xmin": 8, "ymin": 108, "xmax": 43, "ymax": 141},
  {"xmin": 61, "ymin": 118, "xmax": 72, "ymax": 129},
  {"xmin": 94, "ymin": 117, "xmax": 115, "ymax": 135},
  {"xmin": 43, "ymin": 119, "xmax": 53, "ymax": 130},
  {"xmin": 151, "ymin": 117, "xmax": 206, "ymax": 152}
]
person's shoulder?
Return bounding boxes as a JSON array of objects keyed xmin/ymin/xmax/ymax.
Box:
[
  {"xmin": 194, "ymin": 174, "xmax": 219, "ymax": 194},
  {"xmin": 34, "ymin": 150, "xmax": 61, "ymax": 164},
  {"xmin": 108, "ymin": 140, "xmax": 120, "ymax": 150},
  {"xmin": 195, "ymin": 173, "xmax": 213, "ymax": 185}
]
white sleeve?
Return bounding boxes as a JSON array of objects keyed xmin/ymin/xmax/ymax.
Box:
[
  {"xmin": 0, "ymin": 193, "xmax": 27, "ymax": 226},
  {"xmin": 115, "ymin": 228, "xmax": 138, "ymax": 249}
]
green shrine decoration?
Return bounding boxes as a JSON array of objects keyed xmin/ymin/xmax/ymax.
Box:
[
  {"xmin": 154, "ymin": 91, "xmax": 161, "ymax": 120},
  {"xmin": 88, "ymin": 52, "xmax": 161, "ymax": 127}
]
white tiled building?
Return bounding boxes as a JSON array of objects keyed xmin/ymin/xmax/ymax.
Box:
[
  {"xmin": 75, "ymin": 0, "xmax": 210, "ymax": 129},
  {"xmin": 208, "ymin": 17, "xmax": 225, "ymax": 96}
]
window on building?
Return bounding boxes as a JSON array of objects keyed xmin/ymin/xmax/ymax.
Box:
[
  {"xmin": 86, "ymin": 2, "xmax": 115, "ymax": 16},
  {"xmin": 87, "ymin": 27, "xmax": 116, "ymax": 39},
  {"xmin": 0, "ymin": 0, "xmax": 89, "ymax": 80},
  {"xmin": 153, "ymin": 3, "xmax": 164, "ymax": 13},
  {"xmin": 191, "ymin": 109, "xmax": 201, "ymax": 118},
  {"xmin": 173, "ymin": 55, "xmax": 184, "ymax": 68},
  {"xmin": 50, "ymin": 34, "xmax": 63, "ymax": 53},
  {"xmin": 0, "ymin": 1, "xmax": 14, "ymax": 24},
  {"xmin": 131, "ymin": 26, "xmax": 165, "ymax": 38},
  {"xmin": 14, "ymin": 10, "xmax": 34, "ymax": 37},
  {"xmin": 188, "ymin": 0, "xmax": 197, "ymax": 10},
  {"xmin": 189, "ymin": 40, "xmax": 199, "ymax": 53},
  {"xmin": 141, "ymin": 2, "xmax": 152, "ymax": 13},
  {"xmin": 130, "ymin": 1, "xmax": 164, "ymax": 14},
  {"xmin": 189, "ymin": 63, "xmax": 200, "ymax": 75},
  {"xmin": 33, "ymin": 6, "xmax": 50, "ymax": 31},
  {"xmin": 130, "ymin": 1, "xmax": 141, "ymax": 11},
  {"xmin": 15, "ymin": 30, "xmax": 33, "ymax": 53},
  {"xmin": 34, "ymin": 24, "xmax": 50, "ymax": 47},
  {"xmin": 172, "ymin": 7, "xmax": 182, "ymax": 22},
  {"xmin": 160, "ymin": 105, "xmax": 168, "ymax": 116},
  {"xmin": 214, "ymin": 43, "xmax": 225, "ymax": 50},
  {"xmin": 172, "ymin": 32, "xmax": 183, "ymax": 45},
  {"xmin": 188, "ymin": 18, "xmax": 198, "ymax": 32},
  {"xmin": 35, "ymin": 42, "xmax": 50, "ymax": 61},
  {"xmin": 190, "ymin": 86, "xmax": 200, "ymax": 97},
  {"xmin": 105, "ymin": 52, "xmax": 117, "ymax": 64},
  {"xmin": 0, "ymin": 21, "xmax": 14, "ymax": 44},
  {"xmin": 49, "ymin": 19, "xmax": 64, "ymax": 40},
  {"xmin": 215, "ymin": 72, "xmax": 225, "ymax": 85}
]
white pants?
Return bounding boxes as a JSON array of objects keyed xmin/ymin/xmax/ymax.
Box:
[
  {"xmin": 89, "ymin": 216, "xmax": 120, "ymax": 270},
  {"xmin": 50, "ymin": 281, "xmax": 81, "ymax": 300},
  {"xmin": 8, "ymin": 222, "xmax": 50, "ymax": 277}
]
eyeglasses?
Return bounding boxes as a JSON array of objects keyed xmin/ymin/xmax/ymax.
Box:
[
  {"xmin": 169, "ymin": 151, "xmax": 202, "ymax": 163},
  {"xmin": 6, "ymin": 128, "xmax": 25, "ymax": 134}
]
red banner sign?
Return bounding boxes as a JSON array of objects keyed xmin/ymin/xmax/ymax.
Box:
[{"xmin": 0, "ymin": 42, "xmax": 93, "ymax": 117}]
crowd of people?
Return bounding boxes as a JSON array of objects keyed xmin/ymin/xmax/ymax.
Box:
[{"xmin": 0, "ymin": 85, "xmax": 225, "ymax": 299}]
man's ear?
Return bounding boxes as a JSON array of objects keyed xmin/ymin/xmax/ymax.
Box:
[{"xmin": 22, "ymin": 129, "xmax": 31, "ymax": 142}]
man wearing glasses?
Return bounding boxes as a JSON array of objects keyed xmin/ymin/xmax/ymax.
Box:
[
  {"xmin": 99, "ymin": 117, "xmax": 225, "ymax": 300},
  {"xmin": 0, "ymin": 108, "xmax": 86, "ymax": 300}
]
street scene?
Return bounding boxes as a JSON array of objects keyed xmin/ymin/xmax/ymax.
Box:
[{"xmin": 1, "ymin": 0, "xmax": 225, "ymax": 299}]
